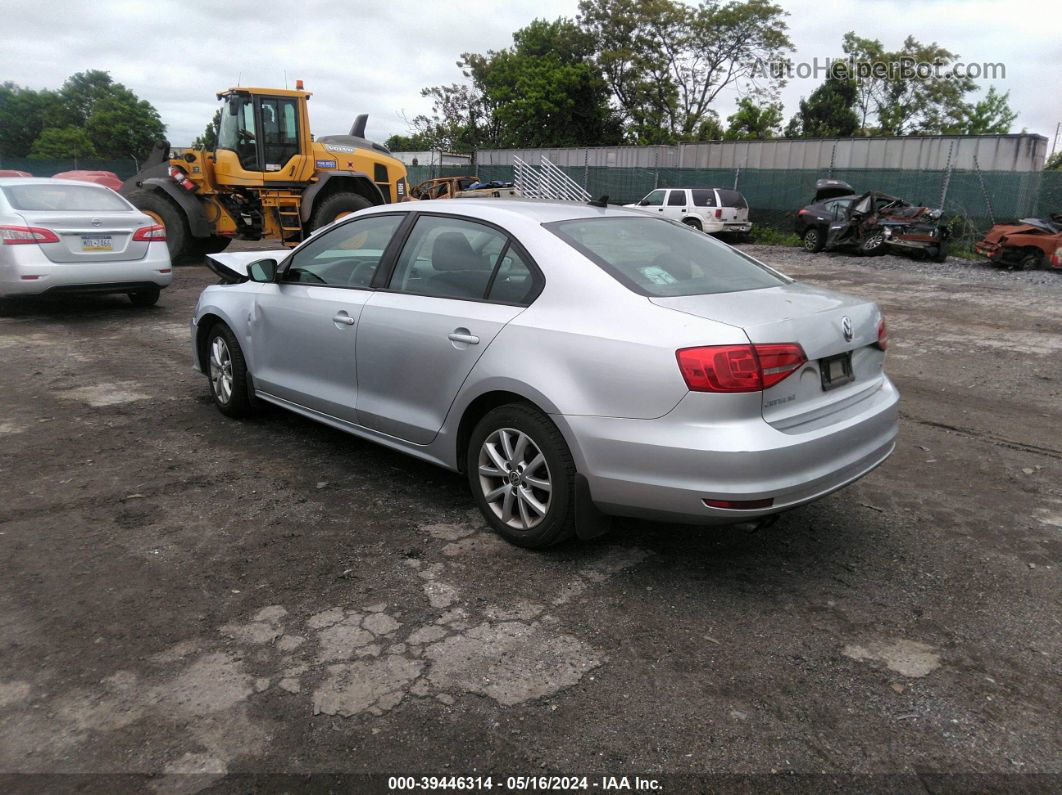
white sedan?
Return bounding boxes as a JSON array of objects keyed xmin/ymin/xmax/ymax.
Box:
[{"xmin": 0, "ymin": 178, "xmax": 171, "ymax": 305}]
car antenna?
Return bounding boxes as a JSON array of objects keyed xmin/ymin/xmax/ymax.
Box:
[{"xmin": 588, "ymin": 195, "xmax": 609, "ymax": 208}]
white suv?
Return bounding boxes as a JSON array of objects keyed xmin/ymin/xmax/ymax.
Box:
[{"xmin": 626, "ymin": 187, "xmax": 752, "ymax": 236}]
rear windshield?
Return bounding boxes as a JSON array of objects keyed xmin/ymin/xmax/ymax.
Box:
[
  {"xmin": 715, "ymin": 189, "xmax": 747, "ymax": 209},
  {"xmin": 547, "ymin": 217, "xmax": 787, "ymax": 297},
  {"xmin": 2, "ymin": 184, "xmax": 130, "ymax": 212}
]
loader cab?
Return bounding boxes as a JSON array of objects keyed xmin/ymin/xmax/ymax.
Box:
[{"xmin": 213, "ymin": 88, "xmax": 315, "ymax": 185}]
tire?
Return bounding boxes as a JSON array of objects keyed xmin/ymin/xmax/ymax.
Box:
[
  {"xmin": 859, "ymin": 230, "xmax": 886, "ymax": 256},
  {"xmin": 1019, "ymin": 252, "xmax": 1042, "ymax": 271},
  {"xmin": 128, "ymin": 286, "xmax": 160, "ymax": 307},
  {"xmin": 932, "ymin": 242, "xmax": 949, "ymax": 263},
  {"xmin": 466, "ymin": 404, "xmax": 577, "ymax": 549},
  {"xmin": 205, "ymin": 323, "xmax": 253, "ymax": 418},
  {"xmin": 308, "ymin": 192, "xmax": 373, "ymax": 233},
  {"xmin": 127, "ymin": 189, "xmax": 193, "ymax": 263},
  {"xmin": 682, "ymin": 217, "xmax": 703, "ymax": 232},
  {"xmin": 802, "ymin": 227, "xmax": 825, "ymax": 253},
  {"xmin": 200, "ymin": 236, "xmax": 232, "ymax": 255}
]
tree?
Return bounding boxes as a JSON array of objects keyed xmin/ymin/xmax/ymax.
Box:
[
  {"xmin": 944, "ymin": 86, "xmax": 1017, "ymax": 135},
  {"xmin": 1046, "ymin": 151, "xmax": 1062, "ymax": 171},
  {"xmin": 384, "ymin": 131, "xmax": 436, "ymax": 151},
  {"xmin": 84, "ymin": 90, "xmax": 165, "ymax": 161},
  {"xmin": 578, "ymin": 0, "xmax": 792, "ymax": 143},
  {"xmin": 29, "ymin": 126, "xmax": 96, "ymax": 159},
  {"xmin": 0, "ymin": 83, "xmax": 64, "ymax": 157},
  {"xmin": 724, "ymin": 97, "xmax": 783, "ymax": 139},
  {"xmin": 413, "ymin": 18, "xmax": 621, "ymax": 150},
  {"xmin": 784, "ymin": 76, "xmax": 859, "ymax": 138},
  {"xmin": 840, "ymin": 33, "xmax": 976, "ymax": 135},
  {"xmin": 193, "ymin": 109, "xmax": 222, "ymax": 150}
]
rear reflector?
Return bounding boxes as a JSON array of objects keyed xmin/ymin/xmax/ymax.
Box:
[
  {"xmin": 703, "ymin": 497, "xmax": 774, "ymax": 509},
  {"xmin": 0, "ymin": 225, "xmax": 60, "ymax": 245},
  {"xmin": 676, "ymin": 343, "xmax": 806, "ymax": 393},
  {"xmin": 133, "ymin": 224, "xmax": 166, "ymax": 241},
  {"xmin": 20, "ymin": 275, "xmax": 41, "ymax": 280}
]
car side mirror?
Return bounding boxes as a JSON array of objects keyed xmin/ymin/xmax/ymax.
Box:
[
  {"xmin": 248, "ymin": 258, "xmax": 277, "ymax": 283},
  {"xmin": 638, "ymin": 200, "xmax": 649, "ymax": 206}
]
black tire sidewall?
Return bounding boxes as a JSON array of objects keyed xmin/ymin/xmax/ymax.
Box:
[
  {"xmin": 466, "ymin": 404, "xmax": 576, "ymax": 548},
  {"xmin": 309, "ymin": 193, "xmax": 373, "ymax": 233},
  {"xmin": 128, "ymin": 190, "xmax": 192, "ymax": 263},
  {"xmin": 129, "ymin": 287, "xmax": 160, "ymax": 307},
  {"xmin": 683, "ymin": 218, "xmax": 703, "ymax": 231},
  {"xmin": 206, "ymin": 323, "xmax": 252, "ymax": 418}
]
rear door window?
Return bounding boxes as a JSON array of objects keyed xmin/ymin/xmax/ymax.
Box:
[
  {"xmin": 690, "ymin": 189, "xmax": 716, "ymax": 207},
  {"xmin": 715, "ymin": 189, "xmax": 747, "ymax": 209},
  {"xmin": 666, "ymin": 190, "xmax": 687, "ymax": 206}
]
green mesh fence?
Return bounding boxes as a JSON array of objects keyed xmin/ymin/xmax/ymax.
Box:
[
  {"xmin": 0, "ymin": 157, "xmax": 139, "ymax": 179},
  {"xmin": 409, "ymin": 163, "xmax": 1062, "ymax": 247}
]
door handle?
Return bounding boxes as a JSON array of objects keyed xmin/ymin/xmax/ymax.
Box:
[
  {"xmin": 448, "ymin": 331, "xmax": 480, "ymax": 345},
  {"xmin": 332, "ymin": 313, "xmax": 355, "ymax": 326}
]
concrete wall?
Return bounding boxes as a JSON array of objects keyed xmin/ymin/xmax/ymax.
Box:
[{"xmin": 473, "ymin": 134, "xmax": 1047, "ymax": 173}]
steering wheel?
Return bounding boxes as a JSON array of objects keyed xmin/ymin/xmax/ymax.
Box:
[
  {"xmin": 347, "ymin": 260, "xmax": 378, "ymax": 287},
  {"xmin": 237, "ymin": 129, "xmax": 256, "ymax": 144}
]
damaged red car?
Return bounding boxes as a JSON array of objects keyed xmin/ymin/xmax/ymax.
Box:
[
  {"xmin": 796, "ymin": 179, "xmax": 950, "ymax": 261},
  {"xmin": 974, "ymin": 214, "xmax": 1062, "ymax": 271}
]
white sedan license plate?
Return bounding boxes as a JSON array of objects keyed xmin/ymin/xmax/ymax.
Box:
[{"xmin": 81, "ymin": 235, "xmax": 112, "ymax": 252}]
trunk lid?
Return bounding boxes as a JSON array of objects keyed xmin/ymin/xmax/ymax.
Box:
[
  {"xmin": 814, "ymin": 179, "xmax": 856, "ymax": 202},
  {"xmin": 651, "ymin": 282, "xmax": 885, "ymax": 429},
  {"xmin": 16, "ymin": 210, "xmax": 152, "ymax": 263}
]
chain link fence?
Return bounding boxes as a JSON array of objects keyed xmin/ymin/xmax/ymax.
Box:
[{"xmin": 408, "ymin": 164, "xmax": 1062, "ymax": 249}]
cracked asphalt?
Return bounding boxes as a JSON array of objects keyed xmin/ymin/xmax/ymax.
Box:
[{"xmin": 0, "ymin": 244, "xmax": 1059, "ymax": 791}]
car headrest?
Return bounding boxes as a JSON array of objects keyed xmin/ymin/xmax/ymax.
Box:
[{"xmin": 432, "ymin": 232, "xmax": 484, "ymax": 271}]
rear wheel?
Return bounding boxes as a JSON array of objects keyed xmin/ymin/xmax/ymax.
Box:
[
  {"xmin": 308, "ymin": 192, "xmax": 373, "ymax": 233},
  {"xmin": 127, "ymin": 190, "xmax": 193, "ymax": 263},
  {"xmin": 128, "ymin": 286, "xmax": 160, "ymax": 307},
  {"xmin": 802, "ymin": 227, "xmax": 825, "ymax": 252},
  {"xmin": 206, "ymin": 323, "xmax": 252, "ymax": 418},
  {"xmin": 466, "ymin": 404, "xmax": 576, "ymax": 549}
]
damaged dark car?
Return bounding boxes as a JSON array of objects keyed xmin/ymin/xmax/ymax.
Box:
[{"xmin": 795, "ymin": 179, "xmax": 950, "ymax": 262}]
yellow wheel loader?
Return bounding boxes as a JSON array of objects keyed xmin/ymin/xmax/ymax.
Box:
[{"xmin": 120, "ymin": 83, "xmax": 407, "ymax": 262}]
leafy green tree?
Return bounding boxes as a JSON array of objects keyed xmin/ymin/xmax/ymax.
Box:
[
  {"xmin": 384, "ymin": 131, "xmax": 436, "ymax": 151},
  {"xmin": 84, "ymin": 91, "xmax": 165, "ymax": 161},
  {"xmin": 0, "ymin": 83, "xmax": 64, "ymax": 157},
  {"xmin": 28, "ymin": 126, "xmax": 96, "ymax": 159},
  {"xmin": 724, "ymin": 97, "xmax": 783, "ymax": 139},
  {"xmin": 1045, "ymin": 151, "xmax": 1062, "ymax": 171},
  {"xmin": 192, "ymin": 109, "xmax": 222, "ymax": 150},
  {"xmin": 578, "ymin": 0, "xmax": 792, "ymax": 143},
  {"xmin": 944, "ymin": 86, "xmax": 1017, "ymax": 135},
  {"xmin": 784, "ymin": 76, "xmax": 859, "ymax": 137}
]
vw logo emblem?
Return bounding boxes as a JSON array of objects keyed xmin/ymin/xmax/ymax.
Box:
[
  {"xmin": 91, "ymin": 218, "xmax": 102, "ymax": 227},
  {"xmin": 841, "ymin": 316, "xmax": 854, "ymax": 342}
]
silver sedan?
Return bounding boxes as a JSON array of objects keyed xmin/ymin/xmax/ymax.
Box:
[
  {"xmin": 0, "ymin": 178, "xmax": 171, "ymax": 305},
  {"xmin": 192, "ymin": 200, "xmax": 898, "ymax": 548}
]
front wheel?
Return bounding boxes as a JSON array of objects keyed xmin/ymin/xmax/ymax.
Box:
[
  {"xmin": 308, "ymin": 192, "xmax": 373, "ymax": 233},
  {"xmin": 466, "ymin": 404, "xmax": 576, "ymax": 548},
  {"xmin": 206, "ymin": 323, "xmax": 253, "ymax": 418}
]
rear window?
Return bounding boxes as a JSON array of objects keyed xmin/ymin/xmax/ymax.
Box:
[
  {"xmin": 715, "ymin": 189, "xmax": 747, "ymax": 209},
  {"xmin": 690, "ymin": 189, "xmax": 716, "ymax": 207},
  {"xmin": 547, "ymin": 217, "xmax": 787, "ymax": 297},
  {"xmin": 2, "ymin": 184, "xmax": 130, "ymax": 212}
]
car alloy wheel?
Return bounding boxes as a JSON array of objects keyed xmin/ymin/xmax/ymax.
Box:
[
  {"xmin": 803, "ymin": 229, "xmax": 819, "ymax": 251},
  {"xmin": 863, "ymin": 231, "xmax": 884, "ymax": 251},
  {"xmin": 209, "ymin": 336, "xmax": 234, "ymax": 405},
  {"xmin": 478, "ymin": 427, "xmax": 552, "ymax": 530}
]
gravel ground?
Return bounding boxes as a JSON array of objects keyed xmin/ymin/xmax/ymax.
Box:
[{"xmin": 0, "ymin": 243, "xmax": 1059, "ymax": 792}]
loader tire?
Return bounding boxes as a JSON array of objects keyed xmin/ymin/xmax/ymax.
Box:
[
  {"xmin": 308, "ymin": 193, "xmax": 373, "ymax": 233},
  {"xmin": 127, "ymin": 189, "xmax": 193, "ymax": 263}
]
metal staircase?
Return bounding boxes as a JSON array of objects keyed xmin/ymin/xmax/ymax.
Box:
[{"xmin": 512, "ymin": 156, "xmax": 591, "ymax": 202}]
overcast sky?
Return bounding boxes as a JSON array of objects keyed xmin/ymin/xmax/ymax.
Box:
[{"xmin": 3, "ymin": 0, "xmax": 1060, "ymax": 150}]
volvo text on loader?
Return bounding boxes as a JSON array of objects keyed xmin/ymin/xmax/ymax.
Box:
[{"xmin": 120, "ymin": 82, "xmax": 407, "ymax": 262}]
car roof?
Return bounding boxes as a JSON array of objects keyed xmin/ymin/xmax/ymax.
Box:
[
  {"xmin": 370, "ymin": 198, "xmax": 651, "ymax": 224},
  {"xmin": 0, "ymin": 176, "xmax": 116, "ymax": 188},
  {"xmin": 652, "ymin": 186, "xmax": 743, "ymax": 192}
]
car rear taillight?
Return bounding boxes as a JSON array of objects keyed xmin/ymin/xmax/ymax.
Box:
[
  {"xmin": 714, "ymin": 209, "xmax": 722, "ymax": 219},
  {"xmin": 676, "ymin": 343, "xmax": 806, "ymax": 393},
  {"xmin": 0, "ymin": 225, "xmax": 60, "ymax": 245},
  {"xmin": 1053, "ymin": 247, "xmax": 1061, "ymax": 267},
  {"xmin": 133, "ymin": 224, "xmax": 166, "ymax": 241},
  {"xmin": 875, "ymin": 316, "xmax": 888, "ymax": 350},
  {"xmin": 168, "ymin": 165, "xmax": 196, "ymax": 191},
  {"xmin": 797, "ymin": 208, "xmax": 809, "ymax": 216}
]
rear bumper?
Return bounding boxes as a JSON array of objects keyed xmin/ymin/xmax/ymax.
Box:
[
  {"xmin": 563, "ymin": 376, "xmax": 899, "ymax": 524},
  {"xmin": 0, "ymin": 243, "xmax": 172, "ymax": 297}
]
